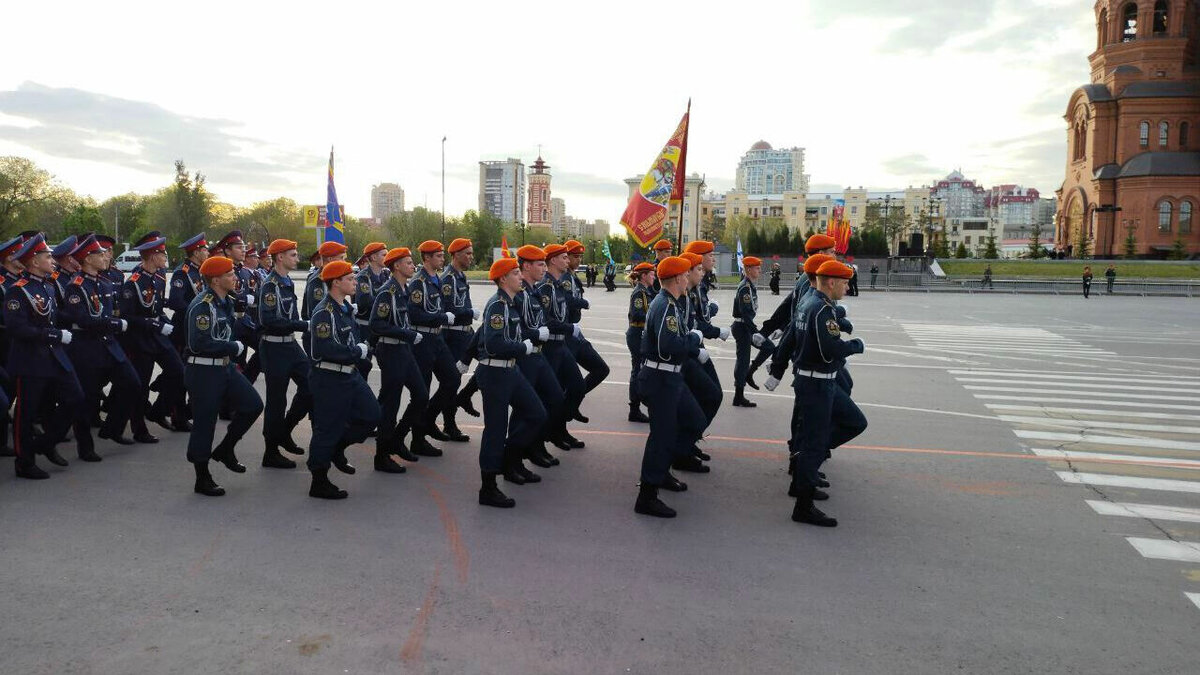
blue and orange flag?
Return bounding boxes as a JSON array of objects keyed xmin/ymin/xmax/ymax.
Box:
[
  {"xmin": 324, "ymin": 146, "xmax": 345, "ymax": 244},
  {"xmin": 621, "ymin": 101, "xmax": 690, "ymax": 248}
]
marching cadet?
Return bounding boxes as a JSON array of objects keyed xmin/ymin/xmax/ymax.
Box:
[
  {"xmin": 0, "ymin": 236, "xmax": 23, "ymax": 457},
  {"xmin": 353, "ymin": 241, "xmax": 389, "ymax": 378},
  {"xmin": 651, "ymin": 239, "xmax": 672, "ymax": 293},
  {"xmin": 764, "ymin": 260, "xmax": 866, "ymax": 527},
  {"xmin": 731, "ymin": 255, "xmax": 767, "ymax": 408},
  {"xmin": 120, "ymin": 235, "xmax": 186, "ymax": 442},
  {"xmin": 220, "ymin": 231, "xmax": 263, "ymax": 384},
  {"xmin": 634, "ymin": 256, "xmax": 706, "ymax": 518},
  {"xmin": 49, "ymin": 235, "xmax": 79, "ymax": 302},
  {"xmin": 753, "ymin": 233, "xmax": 837, "ymax": 346},
  {"xmin": 244, "ymin": 245, "xmax": 262, "ymax": 278},
  {"xmin": 626, "ymin": 262, "xmax": 656, "ymax": 423},
  {"xmin": 184, "ymin": 256, "xmax": 264, "ymax": 496},
  {"xmin": 561, "ymin": 240, "xmax": 610, "ymax": 422},
  {"xmin": 302, "ymin": 241, "xmax": 345, "ymax": 355},
  {"xmin": 407, "ymin": 240, "xmax": 467, "ymax": 444},
  {"xmin": 6, "ymin": 234, "xmax": 96, "ymax": 477},
  {"xmin": 677, "ymin": 251, "xmax": 724, "ymax": 472},
  {"xmin": 307, "ymin": 260, "xmax": 382, "ymax": 499},
  {"xmin": 94, "ymin": 235, "xmax": 125, "ymax": 287},
  {"xmin": 539, "ymin": 243, "xmax": 587, "ymax": 451},
  {"xmin": 370, "ymin": 246, "xmax": 437, "ymax": 467},
  {"xmin": 437, "ymin": 238, "xmax": 477, "ymax": 438},
  {"xmin": 510, "ymin": 244, "xmax": 565, "ymax": 471},
  {"xmin": 61, "ymin": 234, "xmax": 146, "ymax": 448},
  {"xmin": 475, "ymin": 257, "xmax": 547, "ymax": 507},
  {"xmin": 162, "ymin": 233, "xmax": 208, "ymax": 432},
  {"xmin": 256, "ymin": 239, "xmax": 312, "ymax": 469}
]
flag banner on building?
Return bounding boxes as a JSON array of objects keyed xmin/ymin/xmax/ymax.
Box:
[
  {"xmin": 736, "ymin": 238, "xmax": 744, "ymax": 272},
  {"xmin": 602, "ymin": 239, "xmax": 615, "ymax": 263},
  {"xmin": 324, "ymin": 147, "xmax": 345, "ymax": 244},
  {"xmin": 620, "ymin": 102, "xmax": 690, "ymax": 248},
  {"xmin": 500, "ymin": 234, "xmax": 512, "ymax": 258}
]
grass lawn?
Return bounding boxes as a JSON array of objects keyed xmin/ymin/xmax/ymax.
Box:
[{"xmin": 938, "ymin": 260, "xmax": 1200, "ymax": 279}]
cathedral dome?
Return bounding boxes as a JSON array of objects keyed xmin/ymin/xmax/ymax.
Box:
[{"xmin": 749, "ymin": 140, "xmax": 772, "ymax": 151}]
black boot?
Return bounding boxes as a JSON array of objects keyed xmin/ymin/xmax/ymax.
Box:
[
  {"xmin": 442, "ymin": 420, "xmax": 470, "ymax": 443},
  {"xmin": 562, "ymin": 431, "xmax": 584, "ymax": 449},
  {"xmin": 309, "ymin": 468, "xmax": 348, "ymax": 499},
  {"xmin": 672, "ymin": 456, "xmax": 709, "ymax": 474},
  {"xmin": 332, "ymin": 450, "xmax": 356, "ymax": 475},
  {"xmin": 745, "ymin": 369, "xmax": 760, "ymax": 390},
  {"xmin": 634, "ymin": 483, "xmax": 676, "ymax": 518},
  {"xmin": 373, "ymin": 447, "xmax": 406, "ymax": 474},
  {"xmin": 277, "ymin": 436, "xmax": 305, "ymax": 456},
  {"xmin": 524, "ymin": 443, "xmax": 556, "ymax": 468},
  {"xmin": 211, "ymin": 439, "xmax": 247, "ymax": 473},
  {"xmin": 426, "ymin": 424, "xmax": 450, "ymax": 442},
  {"xmin": 78, "ymin": 446, "xmax": 103, "ymax": 463},
  {"xmin": 393, "ymin": 429, "xmax": 420, "ymax": 462},
  {"xmin": 262, "ymin": 443, "xmax": 296, "ymax": 469},
  {"xmin": 571, "ymin": 409, "xmax": 589, "ymax": 424},
  {"xmin": 479, "ymin": 472, "xmax": 515, "ymax": 508},
  {"xmin": 411, "ymin": 434, "xmax": 443, "ymax": 457},
  {"xmin": 791, "ymin": 486, "xmax": 837, "ymax": 527},
  {"xmin": 98, "ymin": 428, "xmax": 136, "ymax": 445},
  {"xmin": 43, "ymin": 446, "xmax": 69, "ymax": 467},
  {"xmin": 456, "ymin": 389, "xmax": 480, "ymax": 418},
  {"xmin": 661, "ymin": 472, "xmax": 688, "ymax": 492},
  {"xmin": 732, "ymin": 388, "xmax": 757, "ymax": 408},
  {"xmin": 627, "ymin": 403, "xmax": 649, "ymax": 423},
  {"xmin": 15, "ymin": 461, "xmax": 49, "ymax": 480},
  {"xmin": 193, "ymin": 463, "xmax": 225, "ymax": 497}
]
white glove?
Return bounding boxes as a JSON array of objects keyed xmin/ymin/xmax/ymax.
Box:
[
  {"xmin": 572, "ymin": 324, "xmax": 583, "ymax": 338},
  {"xmin": 233, "ymin": 340, "xmax": 245, "ymax": 356},
  {"xmin": 752, "ymin": 333, "xmax": 765, "ymax": 347},
  {"xmin": 246, "ymin": 294, "xmax": 256, "ymax": 307},
  {"xmin": 471, "ymin": 308, "xmax": 481, "ymax": 320},
  {"xmin": 60, "ymin": 329, "xmax": 73, "ymax": 345},
  {"xmin": 522, "ymin": 339, "xmax": 535, "ymax": 355},
  {"xmin": 160, "ymin": 323, "xmax": 174, "ymax": 336},
  {"xmin": 537, "ymin": 326, "xmax": 550, "ymax": 342},
  {"xmin": 770, "ymin": 330, "xmax": 783, "ymax": 342},
  {"xmin": 119, "ymin": 319, "xmax": 128, "ymax": 333},
  {"xmin": 349, "ymin": 302, "xmax": 357, "ymax": 314},
  {"xmin": 764, "ymin": 376, "xmax": 780, "ymax": 391},
  {"xmin": 445, "ymin": 312, "xmax": 456, "ymax": 324},
  {"xmin": 698, "ymin": 348, "xmax": 710, "ymax": 364},
  {"xmin": 718, "ymin": 326, "xmax": 731, "ymax": 341},
  {"xmin": 357, "ymin": 343, "xmax": 369, "ymax": 359},
  {"xmin": 413, "ymin": 333, "xmax": 424, "ymax": 344},
  {"xmin": 689, "ymin": 329, "xmax": 704, "ymax": 340},
  {"xmin": 456, "ymin": 361, "xmax": 469, "ymax": 374}
]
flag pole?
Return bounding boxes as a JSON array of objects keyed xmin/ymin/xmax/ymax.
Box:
[{"xmin": 676, "ymin": 98, "xmax": 691, "ymax": 253}]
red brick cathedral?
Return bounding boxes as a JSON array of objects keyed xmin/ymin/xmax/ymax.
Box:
[{"xmin": 1056, "ymin": 0, "xmax": 1199, "ymax": 257}]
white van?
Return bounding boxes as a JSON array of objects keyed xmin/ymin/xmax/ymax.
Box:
[{"xmin": 114, "ymin": 250, "xmax": 142, "ymax": 272}]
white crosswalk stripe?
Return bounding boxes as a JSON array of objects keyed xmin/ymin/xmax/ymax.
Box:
[
  {"xmin": 1056, "ymin": 471, "xmax": 1200, "ymax": 493},
  {"xmin": 902, "ymin": 323, "xmax": 1116, "ymax": 356},
  {"xmin": 1086, "ymin": 501, "xmax": 1200, "ymax": 523},
  {"xmin": 1034, "ymin": 449, "xmax": 1200, "ymax": 470},
  {"xmin": 1126, "ymin": 538, "xmax": 1200, "ymax": 563}
]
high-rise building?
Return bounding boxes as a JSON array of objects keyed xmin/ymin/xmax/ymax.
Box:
[
  {"xmin": 929, "ymin": 170, "xmax": 987, "ymax": 220},
  {"xmin": 370, "ymin": 183, "xmax": 405, "ymax": 222},
  {"xmin": 735, "ymin": 141, "xmax": 810, "ymax": 195},
  {"xmin": 527, "ymin": 156, "xmax": 552, "ymax": 228},
  {"xmin": 478, "ymin": 158, "xmax": 526, "ymax": 224},
  {"xmin": 1055, "ymin": 0, "xmax": 1198, "ymax": 257},
  {"xmin": 550, "ymin": 197, "xmax": 566, "ymax": 237}
]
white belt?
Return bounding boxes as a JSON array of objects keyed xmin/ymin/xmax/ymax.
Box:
[
  {"xmin": 479, "ymin": 358, "xmax": 515, "ymax": 368},
  {"xmin": 416, "ymin": 326, "xmax": 442, "ymax": 334},
  {"xmin": 262, "ymin": 335, "xmax": 295, "ymax": 343},
  {"xmin": 644, "ymin": 360, "xmax": 682, "ymax": 373},
  {"xmin": 546, "ymin": 334, "xmax": 565, "ymax": 341},
  {"xmin": 315, "ymin": 361, "xmax": 356, "ymax": 374},
  {"xmin": 445, "ymin": 325, "xmax": 472, "ymax": 332},
  {"xmin": 378, "ymin": 336, "xmax": 404, "ymax": 345},
  {"xmin": 356, "ymin": 318, "xmax": 370, "ymax": 326},
  {"xmin": 795, "ymin": 369, "xmax": 838, "ymax": 380},
  {"xmin": 187, "ymin": 356, "xmax": 229, "ymax": 366}
]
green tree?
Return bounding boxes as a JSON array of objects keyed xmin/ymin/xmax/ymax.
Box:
[
  {"xmin": 1122, "ymin": 222, "xmax": 1138, "ymax": 259},
  {"xmin": 934, "ymin": 225, "xmax": 951, "ymax": 258},
  {"xmin": 61, "ymin": 204, "xmax": 105, "ymax": 237},
  {"xmin": 983, "ymin": 231, "xmax": 1000, "ymax": 259},
  {"xmin": 1075, "ymin": 221, "xmax": 1091, "ymax": 259},
  {"xmin": 1167, "ymin": 236, "xmax": 1187, "ymax": 260},
  {"xmin": 98, "ymin": 193, "xmax": 149, "ymax": 243},
  {"xmin": 0, "ymin": 156, "xmax": 73, "ymax": 234},
  {"xmin": 1027, "ymin": 222, "xmax": 1045, "ymax": 259},
  {"xmin": 461, "ymin": 209, "xmax": 504, "ymax": 266},
  {"xmin": 172, "ymin": 160, "xmax": 214, "ymax": 238},
  {"xmin": 954, "ymin": 241, "xmax": 968, "ymax": 258}
]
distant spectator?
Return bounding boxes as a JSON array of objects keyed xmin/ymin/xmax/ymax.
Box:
[
  {"xmin": 768, "ymin": 263, "xmax": 781, "ymax": 295},
  {"xmin": 1082, "ymin": 265, "xmax": 1093, "ymax": 299},
  {"xmin": 870, "ymin": 263, "xmax": 879, "ymax": 289},
  {"xmin": 1105, "ymin": 264, "xmax": 1116, "ymax": 294},
  {"xmin": 981, "ymin": 264, "xmax": 994, "ymax": 290}
]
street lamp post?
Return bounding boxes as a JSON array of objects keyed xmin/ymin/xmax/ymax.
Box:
[{"xmin": 441, "ymin": 135, "xmax": 447, "ymax": 243}]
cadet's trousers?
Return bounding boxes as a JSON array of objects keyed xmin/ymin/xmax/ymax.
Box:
[
  {"xmin": 637, "ymin": 368, "xmax": 705, "ymax": 486},
  {"xmin": 625, "ymin": 328, "xmax": 643, "ymax": 405},
  {"xmin": 259, "ymin": 339, "xmax": 312, "ymax": 444},
  {"xmin": 543, "ymin": 341, "xmax": 585, "ymax": 429},
  {"xmin": 76, "ymin": 356, "xmax": 142, "ymax": 438},
  {"xmin": 731, "ymin": 321, "xmax": 754, "ymax": 392},
  {"xmin": 477, "ymin": 363, "xmax": 546, "ymax": 473},
  {"xmin": 308, "ymin": 367, "xmax": 380, "ymax": 471},
  {"xmin": 13, "ymin": 371, "xmax": 90, "ymax": 466},
  {"xmin": 185, "ymin": 362, "xmax": 263, "ymax": 464},
  {"xmin": 129, "ymin": 345, "xmax": 185, "ymax": 433},
  {"xmin": 683, "ymin": 357, "xmax": 722, "ymax": 429},
  {"xmin": 441, "ymin": 328, "xmax": 474, "ymax": 419},
  {"xmin": 413, "ymin": 333, "xmax": 462, "ymax": 426},
  {"xmin": 790, "ymin": 375, "xmax": 836, "ymax": 489},
  {"xmin": 566, "ymin": 334, "xmax": 610, "ymax": 395},
  {"xmin": 375, "ymin": 342, "xmax": 428, "ymax": 446},
  {"xmin": 829, "ymin": 385, "xmax": 867, "ymax": 458},
  {"xmin": 514, "ymin": 352, "xmax": 562, "ymax": 445}
]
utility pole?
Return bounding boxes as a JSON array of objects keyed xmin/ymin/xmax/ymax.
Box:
[{"xmin": 441, "ymin": 136, "xmax": 447, "ymax": 243}]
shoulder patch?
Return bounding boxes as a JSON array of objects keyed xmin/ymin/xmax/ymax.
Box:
[
  {"xmin": 6, "ymin": 298, "xmax": 19, "ymax": 311},
  {"xmin": 540, "ymin": 294, "xmax": 550, "ymax": 307},
  {"xmin": 195, "ymin": 313, "xmax": 211, "ymax": 331},
  {"xmin": 72, "ymin": 276, "xmax": 84, "ymax": 285},
  {"xmin": 313, "ymin": 285, "xmax": 326, "ymax": 300},
  {"xmin": 489, "ymin": 313, "xmax": 504, "ymax": 330},
  {"xmin": 376, "ymin": 302, "xmax": 390, "ymax": 318},
  {"xmin": 411, "ymin": 289, "xmax": 423, "ymax": 304},
  {"xmin": 826, "ymin": 318, "xmax": 841, "ymax": 337},
  {"xmin": 315, "ymin": 321, "xmax": 332, "ymax": 339},
  {"xmin": 665, "ymin": 315, "xmax": 679, "ymax": 333},
  {"xmin": 359, "ymin": 281, "xmax": 371, "ymax": 294},
  {"xmin": 14, "ymin": 279, "xmax": 27, "ymax": 288},
  {"xmin": 68, "ymin": 294, "xmax": 81, "ymax": 304},
  {"xmin": 442, "ymin": 283, "xmax": 452, "ymax": 296},
  {"xmin": 634, "ymin": 297, "xmax": 645, "ymax": 309},
  {"xmin": 181, "ymin": 264, "xmax": 190, "ymax": 273},
  {"xmin": 264, "ymin": 292, "xmax": 277, "ymax": 307},
  {"xmin": 129, "ymin": 272, "xmax": 140, "ymax": 282},
  {"xmin": 742, "ymin": 293, "xmax": 752, "ymax": 303}
]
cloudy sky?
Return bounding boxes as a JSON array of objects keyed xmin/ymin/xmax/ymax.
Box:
[{"xmin": 0, "ymin": 1, "xmax": 1095, "ymax": 231}]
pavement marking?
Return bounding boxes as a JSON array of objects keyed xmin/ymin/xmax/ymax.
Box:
[
  {"xmin": 1015, "ymin": 430, "xmax": 1200, "ymax": 452},
  {"xmin": 965, "ymin": 385, "xmax": 1199, "ymax": 403},
  {"xmin": 1033, "ymin": 449, "xmax": 1200, "ymax": 470},
  {"xmin": 1125, "ymin": 537, "xmax": 1200, "ymax": 564},
  {"xmin": 999, "ymin": 415, "xmax": 1200, "ymax": 435},
  {"xmin": 1187, "ymin": 593, "xmax": 1200, "ymax": 612},
  {"xmin": 951, "ymin": 370, "xmax": 1200, "ymax": 385},
  {"xmin": 1055, "ymin": 472, "xmax": 1200, "ymax": 494},
  {"xmin": 1086, "ymin": 500, "xmax": 1200, "ymax": 523},
  {"xmin": 985, "ymin": 405, "xmax": 1200, "ymax": 422},
  {"xmin": 973, "ymin": 395, "xmax": 1200, "ymax": 412},
  {"xmin": 958, "ymin": 378, "xmax": 1200, "ymax": 395}
]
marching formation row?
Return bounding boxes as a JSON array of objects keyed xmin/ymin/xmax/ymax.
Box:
[{"xmin": 0, "ymin": 229, "xmax": 867, "ymax": 524}]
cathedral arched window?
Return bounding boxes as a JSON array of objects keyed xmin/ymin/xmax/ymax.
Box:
[
  {"xmin": 1122, "ymin": 3, "xmax": 1139, "ymax": 41},
  {"xmin": 1159, "ymin": 121, "xmax": 1170, "ymax": 147},
  {"xmin": 1099, "ymin": 9, "xmax": 1109, "ymax": 46},
  {"xmin": 1139, "ymin": 121, "xmax": 1150, "ymax": 147},
  {"xmin": 1181, "ymin": 122, "xmax": 1190, "ymax": 149},
  {"xmin": 1153, "ymin": 1, "xmax": 1168, "ymax": 34},
  {"xmin": 1180, "ymin": 202, "xmax": 1193, "ymax": 234},
  {"xmin": 1158, "ymin": 200, "xmax": 1173, "ymax": 232}
]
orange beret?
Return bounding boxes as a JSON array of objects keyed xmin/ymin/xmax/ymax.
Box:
[
  {"xmin": 516, "ymin": 244, "xmax": 546, "ymax": 261},
  {"xmin": 683, "ymin": 240, "xmax": 714, "ymax": 255},
  {"xmin": 652, "ymin": 239, "xmax": 673, "ymax": 251},
  {"xmin": 266, "ymin": 239, "xmax": 297, "ymax": 256},
  {"xmin": 680, "ymin": 252, "xmax": 703, "ymax": 268},
  {"xmin": 318, "ymin": 241, "xmax": 347, "ymax": 257},
  {"xmin": 816, "ymin": 260, "xmax": 854, "ymax": 279},
  {"xmin": 362, "ymin": 242, "xmax": 387, "ymax": 257},
  {"xmin": 657, "ymin": 256, "xmax": 691, "ymax": 279},
  {"xmin": 384, "ymin": 247, "xmax": 411, "ymax": 267},
  {"xmin": 543, "ymin": 243, "xmax": 568, "ymax": 259},
  {"xmin": 320, "ymin": 260, "xmax": 355, "ymax": 282},
  {"xmin": 418, "ymin": 240, "xmax": 443, "ymax": 254},
  {"xmin": 489, "ymin": 257, "xmax": 520, "ymax": 280},
  {"xmin": 803, "ymin": 253, "xmax": 835, "ymax": 275},
  {"xmin": 564, "ymin": 240, "xmax": 585, "ymax": 253},
  {"xmin": 742, "ymin": 256, "xmax": 763, "ymax": 267},
  {"xmin": 633, "ymin": 262, "xmax": 655, "ymax": 273},
  {"xmin": 199, "ymin": 256, "xmax": 233, "ymax": 277},
  {"xmin": 447, "ymin": 238, "xmax": 472, "ymax": 254},
  {"xmin": 805, "ymin": 234, "xmax": 837, "ymax": 253}
]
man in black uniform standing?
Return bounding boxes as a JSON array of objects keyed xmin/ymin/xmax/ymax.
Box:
[
  {"xmin": 731, "ymin": 255, "xmax": 767, "ymax": 408},
  {"xmin": 626, "ymin": 262, "xmax": 655, "ymax": 423},
  {"xmin": 256, "ymin": 239, "xmax": 312, "ymax": 468}
]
